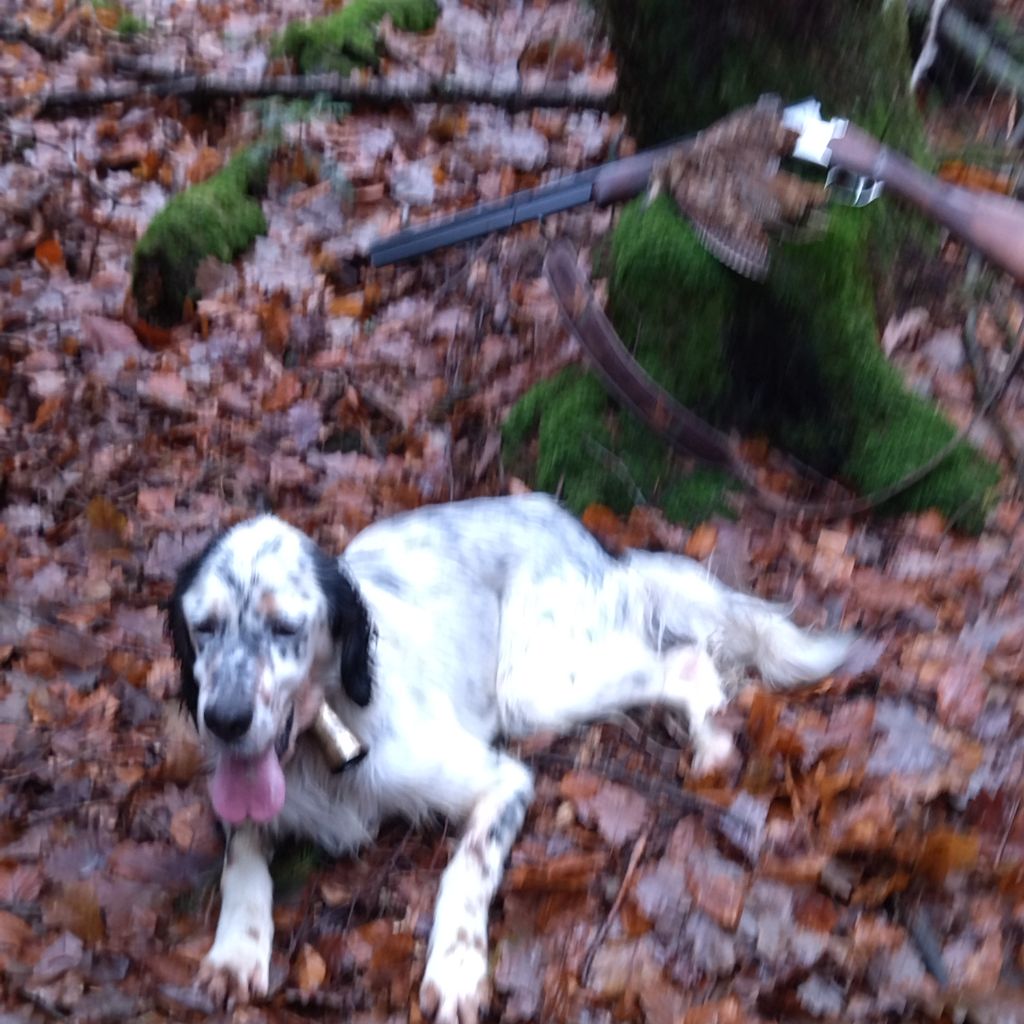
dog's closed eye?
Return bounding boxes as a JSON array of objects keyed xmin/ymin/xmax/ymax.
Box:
[
  {"xmin": 269, "ymin": 618, "xmax": 301, "ymax": 638},
  {"xmin": 194, "ymin": 617, "xmax": 222, "ymax": 638}
]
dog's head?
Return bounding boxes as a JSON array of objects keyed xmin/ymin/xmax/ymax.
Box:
[{"xmin": 167, "ymin": 516, "xmax": 372, "ymax": 825}]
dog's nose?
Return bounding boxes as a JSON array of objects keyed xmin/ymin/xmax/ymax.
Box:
[{"xmin": 204, "ymin": 702, "xmax": 254, "ymax": 742}]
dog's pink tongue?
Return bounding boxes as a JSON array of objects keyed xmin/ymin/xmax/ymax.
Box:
[{"xmin": 209, "ymin": 749, "xmax": 286, "ymax": 824}]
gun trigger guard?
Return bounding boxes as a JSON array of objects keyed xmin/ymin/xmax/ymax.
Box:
[{"xmin": 826, "ymin": 168, "xmax": 884, "ymax": 207}]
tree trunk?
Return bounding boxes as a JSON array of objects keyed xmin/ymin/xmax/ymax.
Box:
[{"xmin": 504, "ymin": 0, "xmax": 999, "ymax": 531}]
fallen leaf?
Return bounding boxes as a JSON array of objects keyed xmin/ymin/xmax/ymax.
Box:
[
  {"xmin": 259, "ymin": 294, "xmax": 291, "ymax": 355},
  {"xmin": 935, "ymin": 658, "xmax": 986, "ymax": 729},
  {"xmin": 293, "ymin": 942, "xmax": 327, "ymax": 993},
  {"xmin": 0, "ymin": 865, "xmax": 43, "ymax": 904},
  {"xmin": 81, "ymin": 315, "xmax": 144, "ymax": 355},
  {"xmin": 586, "ymin": 935, "xmax": 662, "ymax": 998},
  {"xmin": 686, "ymin": 854, "xmax": 747, "ymax": 932},
  {"xmin": 263, "ymin": 372, "xmax": 302, "ymax": 413},
  {"xmin": 505, "ymin": 851, "xmax": 606, "ymax": 892},
  {"xmin": 915, "ymin": 829, "xmax": 980, "ymax": 881},
  {"xmin": 137, "ymin": 372, "xmax": 191, "ymax": 413},
  {"xmin": 169, "ymin": 802, "xmax": 211, "ymax": 852},
  {"xmin": 559, "ymin": 771, "xmax": 650, "ymax": 846},
  {"xmin": 35, "ymin": 237, "xmax": 66, "ymax": 273},
  {"xmin": 85, "ymin": 495, "xmax": 129, "ymax": 546},
  {"xmin": 330, "ymin": 293, "xmax": 366, "ymax": 318},
  {"xmin": 188, "ymin": 146, "xmax": 223, "ymax": 183},
  {"xmin": 48, "ymin": 880, "xmax": 106, "ymax": 944},
  {"xmin": 32, "ymin": 930, "xmax": 84, "ymax": 983},
  {"xmin": 494, "ymin": 935, "xmax": 544, "ymax": 1022},
  {"xmin": 0, "ymin": 910, "xmax": 32, "ymax": 953},
  {"xmin": 681, "ymin": 996, "xmax": 746, "ymax": 1024},
  {"xmin": 685, "ymin": 523, "xmax": 718, "ymax": 560},
  {"xmin": 137, "ymin": 487, "xmax": 176, "ymax": 519}
]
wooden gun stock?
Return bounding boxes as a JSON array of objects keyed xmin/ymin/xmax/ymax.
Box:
[{"xmin": 829, "ymin": 124, "xmax": 1024, "ymax": 283}]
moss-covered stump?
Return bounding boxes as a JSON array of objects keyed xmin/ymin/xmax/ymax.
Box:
[
  {"xmin": 607, "ymin": 198, "xmax": 999, "ymax": 531},
  {"xmin": 277, "ymin": 0, "xmax": 439, "ymax": 75},
  {"xmin": 132, "ymin": 148, "xmax": 269, "ymax": 326},
  {"xmin": 506, "ymin": 0, "xmax": 1000, "ymax": 531},
  {"xmin": 507, "ymin": 196, "xmax": 998, "ymax": 530}
]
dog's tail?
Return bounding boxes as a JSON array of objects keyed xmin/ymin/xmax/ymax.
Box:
[
  {"xmin": 715, "ymin": 599, "xmax": 852, "ymax": 685},
  {"xmin": 623, "ymin": 551, "xmax": 852, "ymax": 687}
]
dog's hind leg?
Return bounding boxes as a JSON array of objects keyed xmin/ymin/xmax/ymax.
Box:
[
  {"xmin": 500, "ymin": 629, "xmax": 734, "ymax": 773},
  {"xmin": 419, "ymin": 738, "xmax": 534, "ymax": 1024},
  {"xmin": 622, "ymin": 550, "xmax": 851, "ymax": 684}
]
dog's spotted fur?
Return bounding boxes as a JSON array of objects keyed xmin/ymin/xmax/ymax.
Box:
[{"xmin": 169, "ymin": 494, "xmax": 850, "ymax": 1022}]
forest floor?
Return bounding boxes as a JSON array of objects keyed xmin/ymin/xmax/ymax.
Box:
[{"xmin": 2, "ymin": 1, "xmax": 1024, "ymax": 1022}]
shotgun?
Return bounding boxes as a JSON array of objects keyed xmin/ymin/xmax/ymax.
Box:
[{"xmin": 369, "ymin": 98, "xmax": 1024, "ymax": 283}]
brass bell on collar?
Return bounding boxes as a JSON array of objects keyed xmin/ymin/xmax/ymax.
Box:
[{"xmin": 312, "ymin": 702, "xmax": 367, "ymax": 772}]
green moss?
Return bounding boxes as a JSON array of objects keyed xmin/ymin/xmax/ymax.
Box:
[
  {"xmin": 116, "ymin": 11, "xmax": 147, "ymax": 35},
  {"xmin": 271, "ymin": 840, "xmax": 324, "ymax": 898},
  {"xmin": 277, "ymin": 0, "xmax": 439, "ymax": 75},
  {"xmin": 508, "ymin": 197, "xmax": 997, "ymax": 532},
  {"xmin": 602, "ymin": 198, "xmax": 998, "ymax": 531},
  {"xmin": 131, "ymin": 147, "xmax": 269, "ymax": 326},
  {"xmin": 608, "ymin": 196, "xmax": 733, "ymax": 421},
  {"xmin": 502, "ymin": 367, "xmax": 736, "ymax": 523},
  {"xmin": 504, "ymin": 369, "xmax": 616, "ymax": 512},
  {"xmin": 662, "ymin": 467, "xmax": 735, "ymax": 523},
  {"xmin": 767, "ymin": 208, "xmax": 999, "ymax": 530}
]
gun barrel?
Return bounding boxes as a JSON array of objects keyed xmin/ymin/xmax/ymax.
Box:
[
  {"xmin": 368, "ymin": 145, "xmax": 678, "ymax": 267},
  {"xmin": 369, "ymin": 167, "xmax": 602, "ymax": 267}
]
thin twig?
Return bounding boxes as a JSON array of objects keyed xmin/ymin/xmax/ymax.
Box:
[
  {"xmin": 961, "ymin": 256, "xmax": 1024, "ymax": 491},
  {"xmin": 994, "ymin": 796, "xmax": 1021, "ymax": 868},
  {"xmin": 526, "ymin": 749, "xmax": 752, "ymax": 853},
  {"xmin": 580, "ymin": 825, "xmax": 650, "ymax": 986},
  {"xmin": 905, "ymin": 0, "xmax": 1024, "ymax": 115},
  {"xmin": 963, "ymin": 303, "xmax": 1024, "ymax": 490}
]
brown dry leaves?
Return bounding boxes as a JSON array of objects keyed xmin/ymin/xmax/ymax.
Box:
[{"xmin": 1, "ymin": 0, "xmax": 1023, "ymax": 1019}]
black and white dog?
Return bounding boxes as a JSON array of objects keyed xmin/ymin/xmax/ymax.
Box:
[{"xmin": 169, "ymin": 494, "xmax": 849, "ymax": 1022}]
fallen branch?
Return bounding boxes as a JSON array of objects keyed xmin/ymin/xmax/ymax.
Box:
[
  {"xmin": 909, "ymin": 0, "xmax": 949, "ymax": 90},
  {"xmin": 0, "ymin": 72, "xmax": 616, "ymax": 118},
  {"xmin": 0, "ymin": 17, "xmax": 66, "ymax": 59},
  {"xmin": 905, "ymin": 0, "xmax": 1024, "ymax": 118}
]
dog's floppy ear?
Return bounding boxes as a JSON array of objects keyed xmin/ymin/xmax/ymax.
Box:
[
  {"xmin": 314, "ymin": 548, "xmax": 373, "ymax": 707},
  {"xmin": 167, "ymin": 532, "xmax": 224, "ymax": 724}
]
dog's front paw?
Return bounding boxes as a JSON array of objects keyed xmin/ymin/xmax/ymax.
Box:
[
  {"xmin": 198, "ymin": 935, "xmax": 270, "ymax": 1007},
  {"xmin": 420, "ymin": 935, "xmax": 489, "ymax": 1024},
  {"xmin": 692, "ymin": 726, "xmax": 737, "ymax": 775}
]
